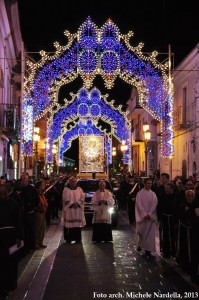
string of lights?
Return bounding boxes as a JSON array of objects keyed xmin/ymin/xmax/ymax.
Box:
[
  {"xmin": 46, "ymin": 87, "xmax": 130, "ymax": 166},
  {"xmin": 22, "ymin": 16, "xmax": 173, "ymax": 159}
]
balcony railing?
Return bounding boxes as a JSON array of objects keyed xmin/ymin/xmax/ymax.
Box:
[
  {"xmin": 0, "ymin": 103, "xmax": 20, "ymax": 136},
  {"xmin": 132, "ymin": 128, "xmax": 144, "ymax": 142},
  {"xmin": 173, "ymin": 106, "xmax": 191, "ymax": 130}
]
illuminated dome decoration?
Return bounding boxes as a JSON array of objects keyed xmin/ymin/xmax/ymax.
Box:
[
  {"xmin": 100, "ymin": 19, "xmax": 120, "ymax": 50},
  {"xmin": 45, "ymin": 87, "xmax": 131, "ymax": 166},
  {"xmin": 22, "ymin": 17, "xmax": 173, "ymax": 159},
  {"xmin": 90, "ymin": 104, "xmax": 101, "ymax": 117},
  {"xmin": 78, "ymin": 17, "xmax": 98, "ymax": 50},
  {"xmin": 79, "ymin": 50, "xmax": 98, "ymax": 73},
  {"xmin": 57, "ymin": 120, "xmax": 111, "ymax": 167},
  {"xmin": 78, "ymin": 103, "xmax": 89, "ymax": 116}
]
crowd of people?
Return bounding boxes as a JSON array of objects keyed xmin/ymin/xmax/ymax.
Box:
[
  {"xmin": 0, "ymin": 173, "xmax": 67, "ymax": 300},
  {"xmin": 0, "ymin": 170, "xmax": 199, "ymax": 299},
  {"xmin": 0, "ymin": 173, "xmax": 115, "ymax": 299},
  {"xmin": 117, "ymin": 171, "xmax": 199, "ymax": 284}
]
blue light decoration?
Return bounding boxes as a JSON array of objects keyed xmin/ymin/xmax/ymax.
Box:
[
  {"xmin": 23, "ymin": 17, "xmax": 173, "ymax": 159},
  {"xmin": 22, "ymin": 99, "xmax": 33, "ymax": 155},
  {"xmin": 161, "ymin": 94, "xmax": 174, "ymax": 156},
  {"xmin": 58, "ymin": 120, "xmax": 111, "ymax": 167},
  {"xmin": 46, "ymin": 87, "xmax": 130, "ymax": 166}
]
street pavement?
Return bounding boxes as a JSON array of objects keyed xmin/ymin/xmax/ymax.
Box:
[{"xmin": 9, "ymin": 211, "xmax": 199, "ymax": 300}]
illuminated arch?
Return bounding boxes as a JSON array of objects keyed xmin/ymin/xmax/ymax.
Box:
[
  {"xmin": 22, "ymin": 17, "xmax": 173, "ymax": 160},
  {"xmin": 56, "ymin": 120, "xmax": 112, "ymax": 167},
  {"xmin": 46, "ymin": 87, "xmax": 131, "ymax": 166}
]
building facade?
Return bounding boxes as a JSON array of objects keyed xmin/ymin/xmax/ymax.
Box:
[
  {"xmin": 0, "ymin": 0, "xmax": 24, "ymax": 179},
  {"xmin": 128, "ymin": 45, "xmax": 199, "ymax": 181},
  {"xmin": 127, "ymin": 87, "xmax": 158, "ymax": 176},
  {"xmin": 172, "ymin": 44, "xmax": 199, "ymax": 180}
]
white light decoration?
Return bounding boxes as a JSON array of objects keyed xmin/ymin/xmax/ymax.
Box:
[
  {"xmin": 121, "ymin": 140, "xmax": 128, "ymax": 152},
  {"xmin": 22, "ymin": 17, "xmax": 173, "ymax": 159},
  {"xmin": 45, "ymin": 87, "xmax": 131, "ymax": 168}
]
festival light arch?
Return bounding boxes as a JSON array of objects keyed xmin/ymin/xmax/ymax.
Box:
[
  {"xmin": 22, "ymin": 16, "xmax": 173, "ymax": 166},
  {"xmin": 46, "ymin": 87, "xmax": 131, "ymax": 167}
]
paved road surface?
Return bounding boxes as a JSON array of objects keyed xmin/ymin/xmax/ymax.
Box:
[{"xmin": 9, "ymin": 211, "xmax": 199, "ymax": 300}]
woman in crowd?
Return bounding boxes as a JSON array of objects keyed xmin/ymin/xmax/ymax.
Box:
[{"xmin": 34, "ymin": 180, "xmax": 48, "ymax": 249}]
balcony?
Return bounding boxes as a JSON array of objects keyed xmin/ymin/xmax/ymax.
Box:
[
  {"xmin": 132, "ymin": 128, "xmax": 144, "ymax": 144},
  {"xmin": 173, "ymin": 106, "xmax": 191, "ymax": 130},
  {"xmin": 127, "ymin": 95, "xmax": 144, "ymax": 119},
  {"xmin": 130, "ymin": 104, "xmax": 144, "ymax": 119},
  {"xmin": 0, "ymin": 103, "xmax": 20, "ymax": 137}
]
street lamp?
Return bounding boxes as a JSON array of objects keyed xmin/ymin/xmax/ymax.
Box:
[
  {"xmin": 143, "ymin": 123, "xmax": 151, "ymax": 176},
  {"xmin": 33, "ymin": 127, "xmax": 40, "ymax": 179},
  {"xmin": 112, "ymin": 146, "xmax": 116, "ymax": 157},
  {"xmin": 111, "ymin": 146, "xmax": 117, "ymax": 174}
]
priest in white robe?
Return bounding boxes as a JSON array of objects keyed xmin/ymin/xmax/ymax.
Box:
[
  {"xmin": 61, "ymin": 177, "xmax": 86, "ymax": 243},
  {"xmin": 135, "ymin": 178, "xmax": 158, "ymax": 257},
  {"xmin": 91, "ymin": 180, "xmax": 114, "ymax": 242}
]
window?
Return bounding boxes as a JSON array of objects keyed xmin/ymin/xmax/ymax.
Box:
[{"xmin": 182, "ymin": 87, "xmax": 187, "ymax": 123}]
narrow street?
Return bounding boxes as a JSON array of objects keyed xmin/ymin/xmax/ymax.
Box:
[{"xmin": 9, "ymin": 211, "xmax": 199, "ymax": 300}]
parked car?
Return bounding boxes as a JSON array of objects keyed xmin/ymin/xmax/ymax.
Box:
[{"xmin": 77, "ymin": 179, "xmax": 118, "ymax": 227}]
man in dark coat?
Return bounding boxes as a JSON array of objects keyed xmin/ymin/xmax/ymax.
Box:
[
  {"xmin": 157, "ymin": 183, "xmax": 176, "ymax": 258},
  {"xmin": 20, "ymin": 174, "xmax": 40, "ymax": 251},
  {"xmin": 176, "ymin": 190, "xmax": 199, "ymax": 283},
  {"xmin": 126, "ymin": 177, "xmax": 140, "ymax": 224},
  {"xmin": 0, "ymin": 185, "xmax": 23, "ymax": 300}
]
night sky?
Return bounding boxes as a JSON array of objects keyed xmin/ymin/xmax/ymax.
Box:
[
  {"xmin": 18, "ymin": 0, "xmax": 198, "ymax": 104},
  {"xmin": 17, "ymin": 0, "xmax": 198, "ymax": 160}
]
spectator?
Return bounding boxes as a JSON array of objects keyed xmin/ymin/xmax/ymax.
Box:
[
  {"xmin": 174, "ymin": 179, "xmax": 185, "ymax": 223},
  {"xmin": 0, "ymin": 185, "xmax": 23, "ymax": 300},
  {"xmin": 44, "ymin": 178, "xmax": 55, "ymax": 225},
  {"xmin": 173, "ymin": 179, "xmax": 185, "ymax": 254},
  {"xmin": 0, "ymin": 176, "xmax": 6, "ymax": 185},
  {"xmin": 156, "ymin": 173, "xmax": 170, "ymax": 199},
  {"xmin": 192, "ymin": 173, "xmax": 197, "ymax": 185},
  {"xmin": 54, "ymin": 176, "xmax": 65, "ymax": 211},
  {"xmin": 135, "ymin": 178, "xmax": 158, "ymax": 257},
  {"xmin": 126, "ymin": 177, "xmax": 139, "ymax": 225},
  {"xmin": 61, "ymin": 176, "xmax": 86, "ymax": 243},
  {"xmin": 20, "ymin": 174, "xmax": 40, "ymax": 251},
  {"xmin": 134, "ymin": 175, "xmax": 144, "ymax": 191},
  {"xmin": 184, "ymin": 179, "xmax": 194, "ymax": 191},
  {"xmin": 176, "ymin": 190, "xmax": 199, "ymax": 283},
  {"xmin": 34, "ymin": 180, "xmax": 48, "ymax": 249},
  {"xmin": 151, "ymin": 172, "xmax": 161, "ymax": 194},
  {"xmin": 157, "ymin": 183, "xmax": 176, "ymax": 258},
  {"xmin": 155, "ymin": 173, "xmax": 170, "ymax": 252},
  {"xmin": 91, "ymin": 180, "xmax": 114, "ymax": 243},
  {"xmin": 118, "ymin": 175, "xmax": 129, "ymax": 210},
  {"xmin": 9, "ymin": 180, "xmax": 25, "ymax": 259},
  {"xmin": 10, "ymin": 180, "xmax": 24, "ymax": 213},
  {"xmin": 194, "ymin": 182, "xmax": 199, "ymax": 204}
]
